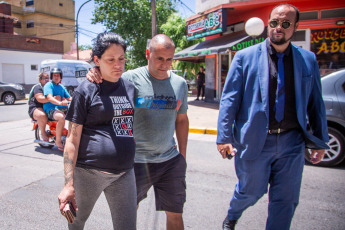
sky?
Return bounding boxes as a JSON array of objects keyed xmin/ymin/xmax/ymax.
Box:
[{"xmin": 74, "ymin": 0, "xmax": 196, "ymax": 46}]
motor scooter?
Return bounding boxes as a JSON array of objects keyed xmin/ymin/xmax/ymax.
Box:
[{"xmin": 33, "ymin": 119, "xmax": 68, "ymax": 149}]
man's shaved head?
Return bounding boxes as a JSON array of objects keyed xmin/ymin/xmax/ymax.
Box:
[{"xmin": 149, "ymin": 34, "xmax": 175, "ymax": 52}]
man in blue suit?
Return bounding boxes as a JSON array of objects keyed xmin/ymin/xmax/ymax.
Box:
[{"xmin": 217, "ymin": 4, "xmax": 329, "ymax": 230}]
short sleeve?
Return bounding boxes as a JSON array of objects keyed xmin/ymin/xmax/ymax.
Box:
[
  {"xmin": 34, "ymin": 85, "xmax": 43, "ymax": 95},
  {"xmin": 43, "ymin": 83, "xmax": 53, "ymax": 96},
  {"xmin": 178, "ymin": 82, "xmax": 188, "ymax": 114},
  {"xmin": 65, "ymin": 91, "xmax": 88, "ymax": 125}
]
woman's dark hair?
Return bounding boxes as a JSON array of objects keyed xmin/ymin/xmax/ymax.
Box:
[{"xmin": 91, "ymin": 32, "xmax": 127, "ymax": 62}]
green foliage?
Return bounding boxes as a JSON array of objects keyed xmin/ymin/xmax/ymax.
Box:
[
  {"xmin": 93, "ymin": 0, "xmax": 177, "ymax": 69},
  {"xmin": 78, "ymin": 45, "xmax": 93, "ymax": 51},
  {"xmin": 160, "ymin": 13, "xmax": 204, "ymax": 80}
]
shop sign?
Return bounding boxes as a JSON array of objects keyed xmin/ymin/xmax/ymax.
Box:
[
  {"xmin": 186, "ymin": 9, "xmax": 227, "ymax": 40},
  {"xmin": 230, "ymin": 37, "xmax": 265, "ymax": 51},
  {"xmin": 310, "ymin": 28, "xmax": 345, "ymax": 54}
]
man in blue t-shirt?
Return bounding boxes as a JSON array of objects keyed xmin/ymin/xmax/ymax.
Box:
[{"xmin": 43, "ymin": 68, "xmax": 72, "ymax": 150}]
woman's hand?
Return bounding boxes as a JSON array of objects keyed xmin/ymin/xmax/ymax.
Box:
[{"xmin": 58, "ymin": 185, "xmax": 77, "ymax": 214}]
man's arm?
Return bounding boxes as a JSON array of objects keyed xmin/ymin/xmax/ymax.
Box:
[
  {"xmin": 216, "ymin": 53, "xmax": 243, "ymax": 144},
  {"xmin": 307, "ymin": 56, "xmax": 329, "ymax": 143},
  {"xmin": 46, "ymin": 94, "xmax": 68, "ymax": 106},
  {"xmin": 175, "ymin": 113, "xmax": 189, "ymax": 158},
  {"xmin": 86, "ymin": 67, "xmax": 103, "ymax": 83},
  {"xmin": 34, "ymin": 93, "xmax": 49, "ymax": 104},
  {"xmin": 58, "ymin": 122, "xmax": 83, "ymax": 213}
]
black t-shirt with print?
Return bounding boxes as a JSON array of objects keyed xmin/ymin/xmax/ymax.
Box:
[{"xmin": 65, "ymin": 79, "xmax": 135, "ymax": 173}]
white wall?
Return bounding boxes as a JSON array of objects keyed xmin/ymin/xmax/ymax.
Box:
[{"xmin": 0, "ymin": 50, "xmax": 62, "ymax": 84}]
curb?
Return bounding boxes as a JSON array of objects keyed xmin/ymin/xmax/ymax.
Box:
[{"xmin": 189, "ymin": 127, "xmax": 217, "ymax": 135}]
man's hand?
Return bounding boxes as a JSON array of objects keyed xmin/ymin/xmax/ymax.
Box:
[
  {"xmin": 310, "ymin": 149, "xmax": 325, "ymax": 164},
  {"xmin": 58, "ymin": 185, "xmax": 77, "ymax": 214},
  {"xmin": 217, "ymin": 143, "xmax": 236, "ymax": 159},
  {"xmin": 60, "ymin": 100, "xmax": 68, "ymax": 106},
  {"xmin": 86, "ymin": 67, "xmax": 103, "ymax": 83}
]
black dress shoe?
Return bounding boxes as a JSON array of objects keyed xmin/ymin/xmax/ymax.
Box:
[{"xmin": 222, "ymin": 216, "xmax": 237, "ymax": 230}]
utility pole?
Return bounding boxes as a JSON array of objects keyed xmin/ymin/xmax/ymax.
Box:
[
  {"xmin": 76, "ymin": 0, "xmax": 91, "ymax": 60},
  {"xmin": 151, "ymin": 0, "xmax": 157, "ymax": 38}
]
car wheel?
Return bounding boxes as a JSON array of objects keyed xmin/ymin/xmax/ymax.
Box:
[
  {"xmin": 3, "ymin": 92, "xmax": 15, "ymax": 105},
  {"xmin": 305, "ymin": 127, "xmax": 345, "ymax": 167}
]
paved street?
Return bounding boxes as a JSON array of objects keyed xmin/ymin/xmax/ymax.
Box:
[{"xmin": 0, "ymin": 99, "xmax": 345, "ymax": 230}]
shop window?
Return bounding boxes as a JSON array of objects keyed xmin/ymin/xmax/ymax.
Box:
[
  {"xmin": 13, "ymin": 21, "xmax": 22, "ymax": 28},
  {"xmin": 291, "ymin": 30, "xmax": 306, "ymax": 42},
  {"xmin": 27, "ymin": 20, "xmax": 34, "ymax": 28},
  {"xmin": 31, "ymin": 65, "xmax": 38, "ymax": 71},
  {"xmin": 300, "ymin": 11, "xmax": 318, "ymax": 21},
  {"xmin": 26, "ymin": 0, "xmax": 34, "ymax": 6},
  {"xmin": 321, "ymin": 8, "xmax": 345, "ymax": 19}
]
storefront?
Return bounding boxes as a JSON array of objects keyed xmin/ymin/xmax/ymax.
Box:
[{"xmin": 174, "ymin": 0, "xmax": 345, "ymax": 102}]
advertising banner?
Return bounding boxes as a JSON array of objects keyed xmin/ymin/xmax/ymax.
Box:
[
  {"xmin": 186, "ymin": 9, "xmax": 227, "ymax": 40},
  {"xmin": 310, "ymin": 28, "xmax": 345, "ymax": 71}
]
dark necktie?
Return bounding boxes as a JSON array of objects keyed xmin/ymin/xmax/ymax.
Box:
[{"xmin": 275, "ymin": 52, "xmax": 285, "ymax": 122}]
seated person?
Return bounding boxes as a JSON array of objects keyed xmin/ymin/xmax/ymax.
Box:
[
  {"xmin": 28, "ymin": 72, "xmax": 50, "ymax": 142},
  {"xmin": 43, "ymin": 68, "xmax": 72, "ymax": 150}
]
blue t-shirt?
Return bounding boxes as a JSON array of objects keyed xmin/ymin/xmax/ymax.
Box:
[
  {"xmin": 65, "ymin": 79, "xmax": 136, "ymax": 173},
  {"xmin": 43, "ymin": 82, "xmax": 70, "ymax": 114}
]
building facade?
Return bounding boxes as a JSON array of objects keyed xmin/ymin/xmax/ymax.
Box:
[
  {"xmin": 0, "ymin": 1, "xmax": 63, "ymax": 92},
  {"xmin": 175, "ymin": 0, "xmax": 345, "ymax": 101},
  {"xmin": 8, "ymin": 0, "xmax": 75, "ymax": 53}
]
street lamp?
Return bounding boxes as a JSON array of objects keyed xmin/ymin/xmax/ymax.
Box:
[
  {"xmin": 76, "ymin": 0, "xmax": 91, "ymax": 60},
  {"xmin": 245, "ymin": 17, "xmax": 264, "ymax": 45}
]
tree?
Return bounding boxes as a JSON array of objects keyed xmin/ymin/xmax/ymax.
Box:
[
  {"xmin": 160, "ymin": 13, "xmax": 204, "ymax": 80},
  {"xmin": 78, "ymin": 45, "xmax": 93, "ymax": 51},
  {"xmin": 93, "ymin": 0, "xmax": 177, "ymax": 69}
]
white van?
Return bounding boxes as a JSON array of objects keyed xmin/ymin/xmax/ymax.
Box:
[{"xmin": 40, "ymin": 59, "xmax": 92, "ymax": 95}]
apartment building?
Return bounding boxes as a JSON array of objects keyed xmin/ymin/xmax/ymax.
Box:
[{"xmin": 8, "ymin": 0, "xmax": 75, "ymax": 53}]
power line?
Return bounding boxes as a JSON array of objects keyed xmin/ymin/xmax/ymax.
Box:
[{"xmin": 177, "ymin": 0, "xmax": 195, "ymax": 14}]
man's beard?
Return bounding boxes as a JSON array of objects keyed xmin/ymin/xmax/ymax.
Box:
[{"xmin": 269, "ymin": 31, "xmax": 294, "ymax": 45}]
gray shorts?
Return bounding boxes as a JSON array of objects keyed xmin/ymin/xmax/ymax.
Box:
[
  {"xmin": 70, "ymin": 167, "xmax": 137, "ymax": 230},
  {"xmin": 134, "ymin": 154, "xmax": 187, "ymax": 213}
]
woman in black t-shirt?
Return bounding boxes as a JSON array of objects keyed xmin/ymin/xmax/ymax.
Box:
[
  {"xmin": 28, "ymin": 72, "xmax": 50, "ymax": 141},
  {"xmin": 58, "ymin": 32, "xmax": 136, "ymax": 229}
]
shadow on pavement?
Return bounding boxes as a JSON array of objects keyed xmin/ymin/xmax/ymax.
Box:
[
  {"xmin": 187, "ymin": 98, "xmax": 219, "ymax": 110},
  {"xmin": 34, "ymin": 146, "xmax": 63, "ymax": 157},
  {"xmin": 0, "ymin": 102, "xmax": 27, "ymax": 106}
]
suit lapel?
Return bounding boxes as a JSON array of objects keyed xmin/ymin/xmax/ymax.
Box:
[{"xmin": 257, "ymin": 41, "xmax": 269, "ymax": 122}]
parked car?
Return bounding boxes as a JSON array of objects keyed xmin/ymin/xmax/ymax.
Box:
[
  {"xmin": 0, "ymin": 82, "xmax": 26, "ymax": 105},
  {"xmin": 305, "ymin": 69, "xmax": 345, "ymax": 167}
]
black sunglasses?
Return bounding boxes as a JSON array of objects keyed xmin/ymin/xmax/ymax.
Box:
[{"xmin": 269, "ymin": 20, "xmax": 292, "ymax": 29}]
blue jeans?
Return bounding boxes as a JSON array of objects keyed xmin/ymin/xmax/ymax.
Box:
[{"xmin": 228, "ymin": 129, "xmax": 305, "ymax": 230}]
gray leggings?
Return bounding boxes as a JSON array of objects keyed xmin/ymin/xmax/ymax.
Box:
[{"xmin": 69, "ymin": 167, "xmax": 137, "ymax": 230}]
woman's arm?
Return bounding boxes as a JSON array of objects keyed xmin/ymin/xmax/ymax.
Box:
[{"xmin": 58, "ymin": 122, "xmax": 83, "ymax": 212}]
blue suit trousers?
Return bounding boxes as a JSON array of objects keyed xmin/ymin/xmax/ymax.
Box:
[{"xmin": 228, "ymin": 129, "xmax": 305, "ymax": 230}]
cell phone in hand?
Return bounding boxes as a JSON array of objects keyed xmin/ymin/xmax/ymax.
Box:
[
  {"xmin": 63, "ymin": 202, "xmax": 76, "ymax": 224},
  {"xmin": 226, "ymin": 148, "xmax": 237, "ymax": 160}
]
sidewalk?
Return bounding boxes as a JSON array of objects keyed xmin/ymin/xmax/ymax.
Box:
[{"xmin": 187, "ymin": 95, "xmax": 219, "ymax": 135}]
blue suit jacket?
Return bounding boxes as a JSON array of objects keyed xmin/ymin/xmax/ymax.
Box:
[{"xmin": 217, "ymin": 39, "xmax": 329, "ymax": 160}]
